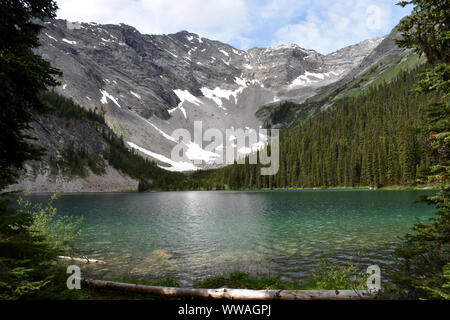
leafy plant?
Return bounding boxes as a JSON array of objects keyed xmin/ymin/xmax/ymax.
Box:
[
  {"xmin": 305, "ymin": 249, "xmax": 372, "ymax": 291},
  {"xmin": 306, "ymin": 259, "xmax": 370, "ymax": 290},
  {"xmin": 0, "ymin": 193, "xmax": 83, "ymax": 299},
  {"xmin": 18, "ymin": 193, "xmax": 83, "ymax": 254}
]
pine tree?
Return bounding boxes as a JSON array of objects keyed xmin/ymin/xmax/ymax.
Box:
[
  {"xmin": 0, "ymin": 0, "xmax": 61, "ymax": 188},
  {"xmin": 0, "ymin": 1, "xmax": 78, "ymax": 299},
  {"xmin": 392, "ymin": 0, "xmax": 450, "ymax": 299}
]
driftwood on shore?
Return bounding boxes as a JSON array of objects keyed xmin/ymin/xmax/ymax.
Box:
[
  {"xmin": 81, "ymin": 278, "xmax": 374, "ymax": 300},
  {"xmin": 58, "ymin": 256, "xmax": 106, "ymax": 264}
]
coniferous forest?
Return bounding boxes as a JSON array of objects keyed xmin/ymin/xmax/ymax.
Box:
[
  {"xmin": 35, "ymin": 67, "xmax": 437, "ymax": 192},
  {"xmin": 187, "ymin": 66, "xmax": 438, "ymax": 190},
  {"xmin": 35, "ymin": 66, "xmax": 437, "ymax": 192}
]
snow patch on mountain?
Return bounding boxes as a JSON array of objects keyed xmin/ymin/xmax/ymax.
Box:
[
  {"xmin": 201, "ymin": 86, "xmax": 243, "ymax": 109},
  {"xmin": 185, "ymin": 142, "xmax": 221, "ymax": 163},
  {"xmin": 62, "ymin": 38, "xmax": 76, "ymax": 45},
  {"xmin": 169, "ymin": 89, "xmax": 203, "ymax": 119},
  {"xmin": 219, "ymin": 49, "xmax": 229, "ymax": 57},
  {"xmin": 140, "ymin": 117, "xmax": 177, "ymax": 143},
  {"xmin": 45, "ymin": 33, "xmax": 57, "ymax": 41},
  {"xmin": 100, "ymin": 90, "xmax": 121, "ymax": 108},
  {"xmin": 289, "ymin": 71, "xmax": 342, "ymax": 88},
  {"xmin": 127, "ymin": 142, "xmax": 197, "ymax": 172},
  {"xmin": 164, "ymin": 49, "xmax": 178, "ymax": 58},
  {"xmin": 130, "ymin": 91, "xmax": 141, "ymax": 99}
]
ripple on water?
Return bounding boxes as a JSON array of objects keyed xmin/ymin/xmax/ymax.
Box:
[{"xmin": 22, "ymin": 190, "xmax": 434, "ymax": 283}]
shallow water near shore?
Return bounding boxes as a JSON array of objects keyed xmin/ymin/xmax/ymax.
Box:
[{"xmin": 23, "ymin": 189, "xmax": 435, "ymax": 286}]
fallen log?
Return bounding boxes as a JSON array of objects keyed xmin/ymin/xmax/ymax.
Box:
[
  {"xmin": 81, "ymin": 279, "xmax": 374, "ymax": 300},
  {"xmin": 58, "ymin": 256, "xmax": 106, "ymax": 264}
]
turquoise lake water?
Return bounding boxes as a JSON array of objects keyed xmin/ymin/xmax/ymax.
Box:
[{"xmin": 23, "ymin": 190, "xmax": 435, "ymax": 286}]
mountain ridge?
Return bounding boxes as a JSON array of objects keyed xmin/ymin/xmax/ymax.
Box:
[{"xmin": 36, "ymin": 18, "xmax": 397, "ymax": 172}]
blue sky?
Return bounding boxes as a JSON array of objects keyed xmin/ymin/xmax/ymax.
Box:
[{"xmin": 56, "ymin": 0, "xmax": 412, "ymax": 54}]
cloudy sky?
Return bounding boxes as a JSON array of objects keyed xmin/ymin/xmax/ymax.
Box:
[{"xmin": 56, "ymin": 0, "xmax": 412, "ymax": 54}]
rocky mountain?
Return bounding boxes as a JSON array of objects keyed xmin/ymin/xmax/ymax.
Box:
[
  {"xmin": 6, "ymin": 112, "xmax": 138, "ymax": 193},
  {"xmin": 309, "ymin": 26, "xmax": 409, "ymax": 103},
  {"xmin": 37, "ymin": 19, "xmax": 394, "ymax": 172}
]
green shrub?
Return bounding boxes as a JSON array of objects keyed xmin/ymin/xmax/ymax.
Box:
[
  {"xmin": 138, "ymin": 180, "xmax": 152, "ymax": 192},
  {"xmin": 19, "ymin": 193, "xmax": 83, "ymax": 254},
  {"xmin": 305, "ymin": 258, "xmax": 369, "ymax": 290},
  {"xmin": 0, "ymin": 194, "xmax": 83, "ymax": 299}
]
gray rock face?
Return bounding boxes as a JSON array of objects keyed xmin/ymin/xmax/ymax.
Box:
[
  {"xmin": 37, "ymin": 19, "xmax": 387, "ymax": 171},
  {"xmin": 5, "ymin": 114, "xmax": 138, "ymax": 193},
  {"xmin": 310, "ymin": 27, "xmax": 407, "ymax": 103}
]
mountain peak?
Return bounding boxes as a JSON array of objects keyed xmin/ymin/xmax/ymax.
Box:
[{"xmin": 36, "ymin": 18, "xmax": 392, "ymax": 170}]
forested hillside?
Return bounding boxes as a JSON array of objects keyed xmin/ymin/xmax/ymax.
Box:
[
  {"xmin": 20, "ymin": 65, "xmax": 438, "ymax": 192},
  {"xmin": 187, "ymin": 66, "xmax": 438, "ymax": 190}
]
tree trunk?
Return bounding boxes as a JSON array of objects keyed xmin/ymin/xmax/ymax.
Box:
[
  {"xmin": 58, "ymin": 256, "xmax": 106, "ymax": 264},
  {"xmin": 81, "ymin": 279, "xmax": 374, "ymax": 300}
]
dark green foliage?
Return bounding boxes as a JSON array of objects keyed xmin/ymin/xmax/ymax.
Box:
[
  {"xmin": 391, "ymin": 0, "xmax": 450, "ymax": 300},
  {"xmin": 256, "ymin": 101, "xmax": 321, "ymax": 128},
  {"xmin": 304, "ymin": 258, "xmax": 369, "ymax": 290},
  {"xmin": 268, "ymin": 102, "xmax": 294, "ymax": 125},
  {"xmin": 393, "ymin": 185, "xmax": 450, "ymax": 298},
  {"xmin": 39, "ymin": 91, "xmax": 108, "ymax": 178},
  {"xmin": 0, "ymin": 0, "xmax": 61, "ymax": 189},
  {"xmin": 51, "ymin": 145, "xmax": 106, "ymax": 178},
  {"xmin": 39, "ymin": 90, "xmax": 106, "ymax": 124},
  {"xmin": 19, "ymin": 194, "xmax": 83, "ymax": 254},
  {"xmin": 0, "ymin": 0, "xmax": 81, "ymax": 300},
  {"xmin": 396, "ymin": 0, "xmax": 449, "ymax": 64},
  {"xmin": 61, "ymin": 145, "xmax": 88, "ymax": 177},
  {"xmin": 138, "ymin": 179, "xmax": 152, "ymax": 192},
  {"xmin": 0, "ymin": 194, "xmax": 83, "ymax": 299},
  {"xmin": 0, "ymin": 198, "xmax": 58, "ymax": 298}
]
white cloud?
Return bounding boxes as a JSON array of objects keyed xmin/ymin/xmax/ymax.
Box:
[
  {"xmin": 253, "ymin": 0, "xmax": 308, "ymax": 20},
  {"xmin": 56, "ymin": 0, "xmax": 410, "ymax": 53},
  {"xmin": 272, "ymin": 0, "xmax": 395, "ymax": 54},
  {"xmin": 366, "ymin": 5, "xmax": 385, "ymax": 30},
  {"xmin": 57, "ymin": 0, "xmax": 251, "ymax": 46}
]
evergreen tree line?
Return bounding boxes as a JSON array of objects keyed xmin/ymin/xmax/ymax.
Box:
[
  {"xmin": 48, "ymin": 144, "xmax": 106, "ymax": 178},
  {"xmin": 40, "ymin": 90, "xmax": 107, "ymax": 124},
  {"xmin": 189, "ymin": 66, "xmax": 439, "ymax": 190},
  {"xmin": 37, "ymin": 67, "xmax": 439, "ymax": 192}
]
